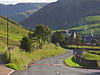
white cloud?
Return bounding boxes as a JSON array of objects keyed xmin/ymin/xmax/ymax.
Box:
[{"xmin": 0, "ymin": 0, "xmax": 57, "ymax": 4}]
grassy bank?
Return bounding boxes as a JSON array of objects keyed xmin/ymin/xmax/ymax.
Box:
[
  {"xmin": 65, "ymin": 56, "xmax": 82, "ymax": 67},
  {"xmin": 65, "ymin": 52, "xmax": 100, "ymax": 68},
  {"xmin": 0, "ymin": 15, "xmax": 29, "ymax": 49},
  {"xmin": 65, "ymin": 56, "xmax": 94, "ymax": 68},
  {"xmin": 3, "ymin": 43, "xmax": 66, "ymax": 70}
]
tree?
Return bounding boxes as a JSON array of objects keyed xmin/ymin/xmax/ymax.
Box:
[
  {"xmin": 20, "ymin": 24, "xmax": 52, "ymax": 50},
  {"xmin": 28, "ymin": 32, "xmax": 34, "ymax": 39},
  {"xmin": 35, "ymin": 24, "xmax": 52, "ymax": 48},
  {"xmin": 51, "ymin": 31, "xmax": 65, "ymax": 44},
  {"xmin": 35, "ymin": 24, "xmax": 52, "ymax": 42},
  {"xmin": 20, "ymin": 37, "xmax": 33, "ymax": 52},
  {"xmin": 63, "ymin": 37, "xmax": 69, "ymax": 45}
]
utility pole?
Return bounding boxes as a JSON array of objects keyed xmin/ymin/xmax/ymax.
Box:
[
  {"xmin": 7, "ymin": 17, "xmax": 11, "ymax": 62},
  {"xmin": 7, "ymin": 18, "xmax": 9, "ymax": 46}
]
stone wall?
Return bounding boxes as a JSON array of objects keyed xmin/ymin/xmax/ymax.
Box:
[{"xmin": 76, "ymin": 56, "xmax": 98, "ymax": 67}]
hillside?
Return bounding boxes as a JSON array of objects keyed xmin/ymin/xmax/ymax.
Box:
[
  {"xmin": 71, "ymin": 15, "xmax": 100, "ymax": 35},
  {"xmin": 21, "ymin": 0, "xmax": 100, "ymax": 30},
  {"xmin": 0, "ymin": 3, "xmax": 48, "ymax": 22},
  {"xmin": 0, "ymin": 15, "xmax": 29, "ymax": 50}
]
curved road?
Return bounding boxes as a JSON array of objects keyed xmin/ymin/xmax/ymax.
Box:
[{"xmin": 11, "ymin": 49, "xmax": 100, "ymax": 75}]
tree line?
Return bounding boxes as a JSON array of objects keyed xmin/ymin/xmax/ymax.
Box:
[
  {"xmin": 20, "ymin": 24, "xmax": 86, "ymax": 52},
  {"xmin": 21, "ymin": 24, "xmax": 100, "ymax": 52}
]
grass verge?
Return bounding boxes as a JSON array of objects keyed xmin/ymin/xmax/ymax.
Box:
[
  {"xmin": 3, "ymin": 43, "xmax": 66, "ymax": 70},
  {"xmin": 65, "ymin": 56, "xmax": 82, "ymax": 67},
  {"xmin": 65, "ymin": 52, "xmax": 100, "ymax": 68}
]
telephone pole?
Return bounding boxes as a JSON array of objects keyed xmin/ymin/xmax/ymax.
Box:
[
  {"xmin": 7, "ymin": 17, "xmax": 11, "ymax": 62},
  {"xmin": 7, "ymin": 18, "xmax": 9, "ymax": 46}
]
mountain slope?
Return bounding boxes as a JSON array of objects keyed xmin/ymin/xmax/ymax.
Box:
[
  {"xmin": 21, "ymin": 0, "xmax": 100, "ymax": 30},
  {"xmin": 10, "ymin": 9, "xmax": 39, "ymax": 22},
  {"xmin": 0, "ymin": 3, "xmax": 48, "ymax": 22}
]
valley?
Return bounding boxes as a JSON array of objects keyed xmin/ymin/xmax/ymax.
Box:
[{"xmin": 0, "ymin": 0, "xmax": 100, "ymax": 75}]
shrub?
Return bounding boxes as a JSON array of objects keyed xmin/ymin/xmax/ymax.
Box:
[{"xmin": 20, "ymin": 37, "xmax": 33, "ymax": 52}]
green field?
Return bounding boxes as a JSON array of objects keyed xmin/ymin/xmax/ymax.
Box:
[{"xmin": 67, "ymin": 45, "xmax": 100, "ymax": 49}]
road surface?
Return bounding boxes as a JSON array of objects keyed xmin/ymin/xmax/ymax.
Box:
[{"xmin": 11, "ymin": 49, "xmax": 100, "ymax": 75}]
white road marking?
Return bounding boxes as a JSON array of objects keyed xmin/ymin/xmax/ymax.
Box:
[
  {"xmin": 8, "ymin": 70, "xmax": 15, "ymax": 75},
  {"xmin": 57, "ymin": 72, "xmax": 59, "ymax": 74}
]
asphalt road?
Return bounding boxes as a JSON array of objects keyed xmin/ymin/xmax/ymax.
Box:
[{"xmin": 11, "ymin": 49, "xmax": 100, "ymax": 75}]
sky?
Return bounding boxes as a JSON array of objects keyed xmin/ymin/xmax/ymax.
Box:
[{"xmin": 0, "ymin": 0, "xmax": 58, "ymax": 5}]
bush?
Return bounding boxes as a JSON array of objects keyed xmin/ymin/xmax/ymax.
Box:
[
  {"xmin": 55, "ymin": 42, "xmax": 60, "ymax": 47},
  {"xmin": 51, "ymin": 31, "xmax": 65, "ymax": 44},
  {"xmin": 55, "ymin": 42, "xmax": 60, "ymax": 49},
  {"xmin": 20, "ymin": 37, "xmax": 33, "ymax": 52}
]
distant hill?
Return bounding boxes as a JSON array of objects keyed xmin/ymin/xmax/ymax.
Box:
[
  {"xmin": 20, "ymin": 0, "xmax": 100, "ymax": 30},
  {"xmin": 0, "ymin": 3, "xmax": 48, "ymax": 22}
]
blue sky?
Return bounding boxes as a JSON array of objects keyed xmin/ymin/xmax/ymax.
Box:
[{"xmin": 0, "ymin": 0, "xmax": 58, "ymax": 5}]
